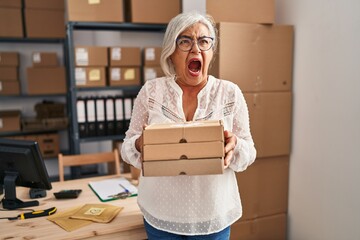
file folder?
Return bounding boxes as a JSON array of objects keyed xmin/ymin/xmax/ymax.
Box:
[
  {"xmin": 86, "ymin": 97, "xmax": 96, "ymax": 137},
  {"xmin": 114, "ymin": 95, "xmax": 125, "ymax": 135},
  {"xmin": 95, "ymin": 97, "xmax": 106, "ymax": 136},
  {"xmin": 76, "ymin": 97, "xmax": 87, "ymax": 138},
  {"xmin": 124, "ymin": 97, "xmax": 133, "ymax": 132},
  {"xmin": 105, "ymin": 96, "xmax": 115, "ymax": 136}
]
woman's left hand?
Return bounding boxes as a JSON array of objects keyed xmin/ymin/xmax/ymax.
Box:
[{"xmin": 224, "ymin": 130, "xmax": 237, "ymax": 169}]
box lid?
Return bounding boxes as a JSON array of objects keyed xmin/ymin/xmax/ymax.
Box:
[
  {"xmin": 143, "ymin": 120, "xmax": 224, "ymax": 144},
  {"xmin": 0, "ymin": 110, "xmax": 21, "ymax": 117}
]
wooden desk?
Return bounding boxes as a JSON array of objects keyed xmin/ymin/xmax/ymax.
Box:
[{"xmin": 0, "ymin": 175, "xmax": 146, "ymax": 240}]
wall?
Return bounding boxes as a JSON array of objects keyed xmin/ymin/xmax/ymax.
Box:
[{"xmin": 275, "ymin": 0, "xmax": 360, "ymax": 239}]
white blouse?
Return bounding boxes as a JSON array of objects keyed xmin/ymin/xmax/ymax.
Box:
[{"xmin": 121, "ymin": 75, "xmax": 256, "ymax": 235}]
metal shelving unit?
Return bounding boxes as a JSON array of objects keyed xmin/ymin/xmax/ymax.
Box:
[{"xmin": 65, "ymin": 22, "xmax": 167, "ymax": 154}]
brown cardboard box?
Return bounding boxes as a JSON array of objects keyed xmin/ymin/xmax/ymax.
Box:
[
  {"xmin": 0, "ymin": 110, "xmax": 21, "ymax": 132},
  {"xmin": 25, "ymin": 9, "xmax": 65, "ymax": 38},
  {"xmin": 0, "ymin": 67, "xmax": 18, "ymax": 81},
  {"xmin": 67, "ymin": 0, "xmax": 124, "ymax": 23},
  {"xmin": 144, "ymin": 141, "xmax": 224, "ymax": 161},
  {"xmin": 26, "ymin": 67, "xmax": 66, "ymax": 94},
  {"xmin": 143, "ymin": 47, "xmax": 162, "ymax": 66},
  {"xmin": 143, "ymin": 120, "xmax": 224, "ymax": 144},
  {"xmin": 16, "ymin": 133, "xmax": 60, "ymax": 158},
  {"xmin": 143, "ymin": 66, "xmax": 164, "ymax": 82},
  {"xmin": 126, "ymin": 0, "xmax": 181, "ymax": 24},
  {"xmin": 210, "ymin": 23, "xmax": 294, "ymax": 92},
  {"xmin": 32, "ymin": 52, "xmax": 58, "ymax": 67},
  {"xmin": 207, "ymin": 0, "xmax": 275, "ymax": 24},
  {"xmin": 24, "ymin": 0, "xmax": 64, "ymax": 10},
  {"xmin": 0, "ymin": 80, "xmax": 20, "ymax": 95},
  {"xmin": 0, "ymin": 8, "xmax": 23, "ymax": 38},
  {"xmin": 75, "ymin": 67, "xmax": 106, "ymax": 88},
  {"xmin": 230, "ymin": 213, "xmax": 287, "ymax": 240},
  {"xmin": 0, "ymin": 52, "xmax": 19, "ymax": 66},
  {"xmin": 109, "ymin": 47, "xmax": 141, "ymax": 66},
  {"xmin": 0, "ymin": 0, "xmax": 21, "ymax": 8},
  {"xmin": 244, "ymin": 92, "xmax": 292, "ymax": 158},
  {"xmin": 142, "ymin": 120, "xmax": 224, "ymax": 176},
  {"xmin": 236, "ymin": 156, "xmax": 289, "ymax": 220},
  {"xmin": 108, "ymin": 67, "xmax": 141, "ymax": 86},
  {"xmin": 143, "ymin": 158, "xmax": 224, "ymax": 177},
  {"xmin": 75, "ymin": 47, "xmax": 108, "ymax": 67}
]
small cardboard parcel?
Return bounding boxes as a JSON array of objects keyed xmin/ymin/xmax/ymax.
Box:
[{"xmin": 142, "ymin": 120, "xmax": 225, "ymax": 177}]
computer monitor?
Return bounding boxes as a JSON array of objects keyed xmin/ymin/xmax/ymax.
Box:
[{"xmin": 0, "ymin": 138, "xmax": 52, "ymax": 210}]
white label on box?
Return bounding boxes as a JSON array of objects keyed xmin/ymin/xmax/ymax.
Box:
[
  {"xmin": 111, "ymin": 68, "xmax": 121, "ymax": 81},
  {"xmin": 124, "ymin": 69, "xmax": 135, "ymax": 80},
  {"xmin": 106, "ymin": 99, "xmax": 114, "ymax": 121},
  {"xmin": 33, "ymin": 52, "xmax": 41, "ymax": 63},
  {"xmin": 115, "ymin": 98, "xmax": 124, "ymax": 120},
  {"xmin": 96, "ymin": 99, "xmax": 105, "ymax": 121},
  {"xmin": 0, "ymin": 118, "xmax": 3, "ymax": 128},
  {"xmin": 76, "ymin": 48, "xmax": 89, "ymax": 66},
  {"xmin": 111, "ymin": 48, "xmax": 122, "ymax": 61},
  {"xmin": 89, "ymin": 69, "xmax": 100, "ymax": 81},
  {"xmin": 75, "ymin": 68, "xmax": 87, "ymax": 85},
  {"xmin": 88, "ymin": 0, "xmax": 100, "ymax": 4},
  {"xmin": 145, "ymin": 68, "xmax": 157, "ymax": 81},
  {"xmin": 145, "ymin": 48, "xmax": 155, "ymax": 61}
]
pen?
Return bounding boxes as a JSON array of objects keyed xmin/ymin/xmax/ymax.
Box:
[
  {"xmin": 118, "ymin": 183, "xmax": 130, "ymax": 194},
  {"xmin": 107, "ymin": 184, "xmax": 131, "ymax": 199}
]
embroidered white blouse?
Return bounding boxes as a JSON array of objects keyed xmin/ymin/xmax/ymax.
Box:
[{"xmin": 121, "ymin": 75, "xmax": 256, "ymax": 235}]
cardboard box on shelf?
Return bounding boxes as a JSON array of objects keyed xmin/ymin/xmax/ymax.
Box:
[
  {"xmin": 0, "ymin": 52, "xmax": 19, "ymax": 66},
  {"xmin": 75, "ymin": 67, "xmax": 106, "ymax": 88},
  {"xmin": 0, "ymin": 8, "xmax": 23, "ymax": 38},
  {"xmin": 0, "ymin": 80, "xmax": 20, "ymax": 95},
  {"xmin": 236, "ymin": 156, "xmax": 289, "ymax": 220},
  {"xmin": 32, "ymin": 52, "xmax": 58, "ymax": 67},
  {"xmin": 67, "ymin": 0, "xmax": 124, "ymax": 23},
  {"xmin": 207, "ymin": 0, "xmax": 275, "ymax": 24},
  {"xmin": 109, "ymin": 47, "xmax": 141, "ymax": 66},
  {"xmin": 24, "ymin": 0, "xmax": 64, "ymax": 10},
  {"xmin": 143, "ymin": 66, "xmax": 164, "ymax": 82},
  {"xmin": 75, "ymin": 47, "xmax": 108, "ymax": 67},
  {"xmin": 210, "ymin": 23, "xmax": 294, "ymax": 92},
  {"xmin": 25, "ymin": 8, "xmax": 65, "ymax": 38},
  {"xmin": 26, "ymin": 67, "xmax": 66, "ymax": 94},
  {"xmin": 230, "ymin": 213, "xmax": 287, "ymax": 240},
  {"xmin": 142, "ymin": 120, "xmax": 224, "ymax": 176},
  {"xmin": 17, "ymin": 133, "xmax": 61, "ymax": 158},
  {"xmin": 143, "ymin": 47, "xmax": 162, "ymax": 66},
  {"xmin": 0, "ymin": 110, "xmax": 21, "ymax": 132},
  {"xmin": 244, "ymin": 92, "xmax": 292, "ymax": 158},
  {"xmin": 108, "ymin": 67, "xmax": 141, "ymax": 86},
  {"xmin": 126, "ymin": 0, "xmax": 181, "ymax": 24},
  {"xmin": 0, "ymin": 67, "xmax": 18, "ymax": 81}
]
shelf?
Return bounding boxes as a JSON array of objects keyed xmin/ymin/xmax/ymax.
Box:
[
  {"xmin": 67, "ymin": 22, "xmax": 167, "ymax": 32},
  {"xmin": 0, "ymin": 37, "xmax": 65, "ymax": 44},
  {"xmin": 79, "ymin": 134, "xmax": 125, "ymax": 143},
  {"xmin": 75, "ymin": 85, "xmax": 141, "ymax": 93},
  {"xmin": 0, "ymin": 129, "xmax": 63, "ymax": 137}
]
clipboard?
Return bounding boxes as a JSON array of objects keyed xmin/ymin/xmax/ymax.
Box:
[{"xmin": 88, "ymin": 177, "xmax": 138, "ymax": 202}]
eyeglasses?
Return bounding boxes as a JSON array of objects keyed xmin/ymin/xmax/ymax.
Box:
[{"xmin": 176, "ymin": 36, "xmax": 214, "ymax": 52}]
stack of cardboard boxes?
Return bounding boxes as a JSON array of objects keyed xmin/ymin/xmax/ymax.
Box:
[
  {"xmin": 207, "ymin": 0, "xmax": 293, "ymax": 239},
  {"xmin": 0, "ymin": 52, "xmax": 20, "ymax": 95},
  {"xmin": 143, "ymin": 47, "xmax": 164, "ymax": 82},
  {"xmin": 0, "ymin": 0, "xmax": 23, "ymax": 38},
  {"xmin": 26, "ymin": 52, "xmax": 66, "ymax": 95}
]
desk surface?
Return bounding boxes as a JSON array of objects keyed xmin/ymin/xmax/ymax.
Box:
[{"xmin": 0, "ymin": 175, "xmax": 146, "ymax": 240}]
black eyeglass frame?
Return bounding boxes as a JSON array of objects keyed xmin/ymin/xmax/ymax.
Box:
[{"xmin": 175, "ymin": 36, "xmax": 214, "ymax": 52}]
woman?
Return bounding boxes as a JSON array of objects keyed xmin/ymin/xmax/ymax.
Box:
[{"xmin": 121, "ymin": 12, "xmax": 256, "ymax": 239}]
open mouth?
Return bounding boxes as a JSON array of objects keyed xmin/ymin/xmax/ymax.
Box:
[{"xmin": 188, "ymin": 59, "xmax": 202, "ymax": 75}]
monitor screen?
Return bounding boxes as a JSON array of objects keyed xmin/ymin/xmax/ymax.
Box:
[{"xmin": 0, "ymin": 138, "xmax": 52, "ymax": 210}]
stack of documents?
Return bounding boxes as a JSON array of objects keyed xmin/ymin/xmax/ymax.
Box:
[{"xmin": 88, "ymin": 177, "xmax": 138, "ymax": 202}]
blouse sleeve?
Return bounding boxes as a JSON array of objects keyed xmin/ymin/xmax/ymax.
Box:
[
  {"xmin": 120, "ymin": 86, "xmax": 148, "ymax": 169},
  {"xmin": 228, "ymin": 87, "xmax": 257, "ymax": 172}
]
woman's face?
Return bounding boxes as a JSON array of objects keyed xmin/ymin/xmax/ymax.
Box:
[{"xmin": 171, "ymin": 23, "xmax": 214, "ymax": 87}]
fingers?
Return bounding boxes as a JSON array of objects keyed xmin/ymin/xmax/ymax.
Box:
[{"xmin": 223, "ymin": 130, "xmax": 237, "ymax": 169}]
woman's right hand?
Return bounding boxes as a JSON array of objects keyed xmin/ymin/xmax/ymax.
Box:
[{"xmin": 135, "ymin": 124, "xmax": 148, "ymax": 153}]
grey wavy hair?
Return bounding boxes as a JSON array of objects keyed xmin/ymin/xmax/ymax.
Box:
[{"xmin": 160, "ymin": 12, "xmax": 218, "ymax": 78}]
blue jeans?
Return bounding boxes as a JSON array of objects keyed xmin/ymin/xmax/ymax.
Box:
[{"xmin": 144, "ymin": 219, "xmax": 231, "ymax": 240}]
